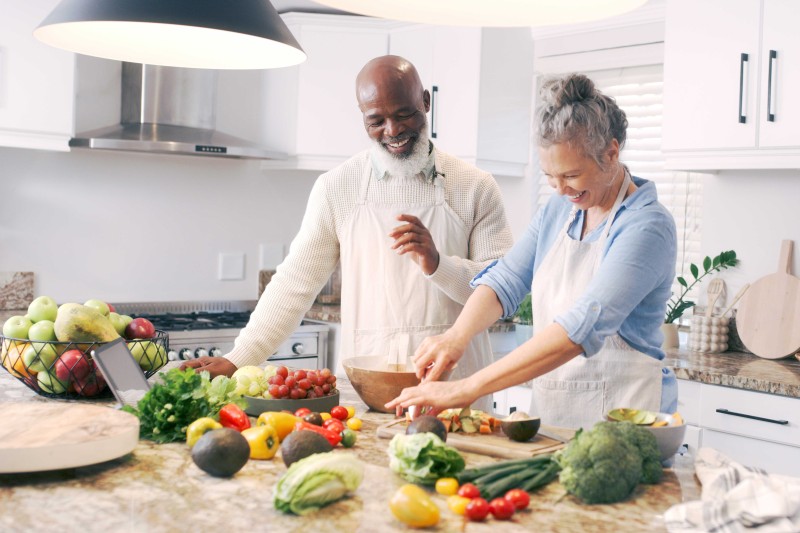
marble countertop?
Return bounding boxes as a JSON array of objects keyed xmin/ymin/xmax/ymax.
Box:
[{"xmin": 0, "ymin": 368, "xmax": 701, "ymax": 532}]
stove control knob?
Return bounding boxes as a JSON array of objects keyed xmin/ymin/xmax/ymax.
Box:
[
  {"xmin": 195, "ymin": 348, "xmax": 209, "ymax": 359},
  {"xmin": 209, "ymin": 347, "xmax": 223, "ymax": 357},
  {"xmin": 292, "ymin": 342, "xmax": 305, "ymax": 355},
  {"xmin": 167, "ymin": 350, "xmax": 180, "ymax": 361},
  {"xmin": 179, "ymin": 348, "xmax": 193, "ymax": 360}
]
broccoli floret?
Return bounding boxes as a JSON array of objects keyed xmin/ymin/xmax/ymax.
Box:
[
  {"xmin": 608, "ymin": 421, "xmax": 663, "ymax": 484},
  {"xmin": 555, "ymin": 425, "xmax": 642, "ymax": 504}
]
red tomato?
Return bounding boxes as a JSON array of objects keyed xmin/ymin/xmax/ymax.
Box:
[
  {"xmin": 330, "ymin": 405, "xmax": 348, "ymax": 420},
  {"xmin": 464, "ymin": 498, "xmax": 490, "ymax": 522},
  {"xmin": 504, "ymin": 489, "xmax": 530, "ymax": 511},
  {"xmin": 322, "ymin": 418, "xmax": 345, "ymax": 434},
  {"xmin": 457, "ymin": 483, "xmax": 481, "ymax": 500},
  {"xmin": 294, "ymin": 407, "xmax": 312, "ymax": 418},
  {"xmin": 489, "ymin": 497, "xmax": 515, "ymax": 520}
]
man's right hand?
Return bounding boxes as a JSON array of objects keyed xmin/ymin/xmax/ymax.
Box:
[{"xmin": 180, "ymin": 356, "xmax": 237, "ymax": 378}]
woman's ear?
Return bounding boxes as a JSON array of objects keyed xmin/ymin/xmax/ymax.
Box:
[{"xmin": 606, "ymin": 138, "xmax": 620, "ymax": 164}]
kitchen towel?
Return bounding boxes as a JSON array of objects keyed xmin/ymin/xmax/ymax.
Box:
[{"xmin": 664, "ymin": 447, "xmax": 800, "ymax": 533}]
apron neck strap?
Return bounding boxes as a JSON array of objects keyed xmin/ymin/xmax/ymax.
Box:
[
  {"xmin": 599, "ymin": 167, "xmax": 631, "ymax": 240},
  {"xmin": 358, "ymin": 155, "xmax": 372, "ymax": 205}
]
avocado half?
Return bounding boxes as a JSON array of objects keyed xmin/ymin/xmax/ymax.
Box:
[{"xmin": 500, "ymin": 411, "xmax": 541, "ymax": 442}]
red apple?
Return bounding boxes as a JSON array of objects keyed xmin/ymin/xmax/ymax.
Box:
[
  {"xmin": 54, "ymin": 349, "xmax": 91, "ymax": 382},
  {"xmin": 75, "ymin": 361, "xmax": 107, "ymax": 397},
  {"xmin": 107, "ymin": 303, "xmax": 116, "ymax": 313},
  {"xmin": 125, "ymin": 317, "xmax": 156, "ymax": 340}
]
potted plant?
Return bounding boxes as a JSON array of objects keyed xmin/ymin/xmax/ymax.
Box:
[
  {"xmin": 662, "ymin": 250, "xmax": 738, "ymax": 348},
  {"xmin": 513, "ymin": 293, "xmax": 533, "ymax": 346}
]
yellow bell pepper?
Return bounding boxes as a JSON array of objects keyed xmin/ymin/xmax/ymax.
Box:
[
  {"xmin": 389, "ymin": 484, "xmax": 440, "ymax": 528},
  {"xmin": 186, "ymin": 417, "xmax": 222, "ymax": 448},
  {"xmin": 256, "ymin": 411, "xmax": 298, "ymax": 441},
  {"xmin": 241, "ymin": 425, "xmax": 279, "ymax": 460}
]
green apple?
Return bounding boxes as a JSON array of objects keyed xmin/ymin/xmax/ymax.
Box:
[
  {"xmin": 121, "ymin": 315, "xmax": 133, "ymax": 328},
  {"xmin": 3, "ymin": 315, "xmax": 32, "ymax": 339},
  {"xmin": 37, "ymin": 370, "xmax": 68, "ymax": 394},
  {"xmin": 127, "ymin": 341, "xmax": 166, "ymax": 371},
  {"xmin": 28, "ymin": 320, "xmax": 57, "ymax": 342},
  {"xmin": 83, "ymin": 299, "xmax": 110, "ymax": 317},
  {"xmin": 27, "ymin": 296, "xmax": 58, "ymax": 323},
  {"xmin": 107, "ymin": 313, "xmax": 128, "ymax": 336},
  {"xmin": 22, "ymin": 343, "xmax": 59, "ymax": 373}
]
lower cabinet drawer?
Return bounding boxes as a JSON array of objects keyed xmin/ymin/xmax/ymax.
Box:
[
  {"xmin": 700, "ymin": 384, "xmax": 800, "ymax": 447},
  {"xmin": 702, "ymin": 429, "xmax": 800, "ymax": 477}
]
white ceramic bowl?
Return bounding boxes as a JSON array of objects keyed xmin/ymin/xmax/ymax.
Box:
[{"xmin": 642, "ymin": 413, "xmax": 687, "ymax": 462}]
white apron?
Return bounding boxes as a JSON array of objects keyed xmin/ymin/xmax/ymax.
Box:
[
  {"xmin": 529, "ymin": 172, "xmax": 663, "ymax": 430},
  {"xmin": 339, "ymin": 153, "xmax": 494, "ymax": 412}
]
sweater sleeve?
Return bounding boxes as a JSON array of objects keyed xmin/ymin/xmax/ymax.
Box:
[
  {"xmin": 225, "ymin": 176, "xmax": 340, "ymax": 369},
  {"xmin": 427, "ymin": 174, "xmax": 514, "ymax": 305}
]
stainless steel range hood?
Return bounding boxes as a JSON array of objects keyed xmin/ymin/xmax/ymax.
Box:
[{"xmin": 69, "ymin": 63, "xmax": 284, "ymax": 159}]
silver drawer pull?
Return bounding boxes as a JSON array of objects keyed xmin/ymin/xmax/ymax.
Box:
[{"xmin": 716, "ymin": 408, "xmax": 788, "ymax": 425}]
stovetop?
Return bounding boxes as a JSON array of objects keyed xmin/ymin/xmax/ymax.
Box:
[{"xmin": 130, "ymin": 311, "xmax": 252, "ymax": 332}]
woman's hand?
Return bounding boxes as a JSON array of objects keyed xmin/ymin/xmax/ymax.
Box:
[
  {"xmin": 384, "ymin": 379, "xmax": 474, "ymax": 418},
  {"xmin": 413, "ymin": 329, "xmax": 468, "ymax": 381}
]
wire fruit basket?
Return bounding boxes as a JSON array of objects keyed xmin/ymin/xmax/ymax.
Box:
[{"xmin": 0, "ymin": 331, "xmax": 169, "ymax": 399}]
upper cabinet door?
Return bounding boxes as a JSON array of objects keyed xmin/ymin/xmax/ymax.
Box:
[
  {"xmin": 662, "ymin": 0, "xmax": 760, "ymax": 152},
  {"xmin": 758, "ymin": 0, "xmax": 800, "ymax": 148}
]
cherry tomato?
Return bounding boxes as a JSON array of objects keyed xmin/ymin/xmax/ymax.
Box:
[
  {"xmin": 340, "ymin": 428, "xmax": 357, "ymax": 448},
  {"xmin": 446, "ymin": 495, "xmax": 471, "ymax": 516},
  {"xmin": 322, "ymin": 418, "xmax": 345, "ymax": 434},
  {"xmin": 330, "ymin": 405, "xmax": 348, "ymax": 420},
  {"xmin": 346, "ymin": 417, "xmax": 363, "ymax": 431},
  {"xmin": 345, "ymin": 405, "xmax": 356, "ymax": 419},
  {"xmin": 504, "ymin": 488, "xmax": 530, "ymax": 511},
  {"xmin": 435, "ymin": 477, "xmax": 459, "ymax": 496},
  {"xmin": 464, "ymin": 497, "xmax": 490, "ymax": 522},
  {"xmin": 489, "ymin": 497, "xmax": 515, "ymax": 520},
  {"xmin": 320, "ymin": 412, "xmax": 331, "ymax": 421},
  {"xmin": 457, "ymin": 483, "xmax": 481, "ymax": 500},
  {"xmin": 294, "ymin": 407, "xmax": 312, "ymax": 418}
]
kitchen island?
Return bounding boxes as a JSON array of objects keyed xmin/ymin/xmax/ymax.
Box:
[{"xmin": 0, "ymin": 369, "xmax": 700, "ymax": 532}]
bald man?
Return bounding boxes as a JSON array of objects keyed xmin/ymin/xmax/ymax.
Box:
[{"xmin": 183, "ymin": 56, "xmax": 512, "ymax": 411}]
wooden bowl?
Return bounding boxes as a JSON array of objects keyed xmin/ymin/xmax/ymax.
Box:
[{"xmin": 342, "ymin": 356, "xmax": 421, "ymax": 413}]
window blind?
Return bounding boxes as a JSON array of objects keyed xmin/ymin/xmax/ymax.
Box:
[{"xmin": 534, "ymin": 65, "xmax": 704, "ymax": 319}]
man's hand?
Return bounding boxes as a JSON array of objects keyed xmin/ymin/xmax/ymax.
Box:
[
  {"xmin": 389, "ymin": 214, "xmax": 439, "ymax": 275},
  {"xmin": 180, "ymin": 357, "xmax": 237, "ymax": 378}
]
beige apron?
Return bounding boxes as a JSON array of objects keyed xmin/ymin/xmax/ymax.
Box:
[
  {"xmin": 339, "ymin": 153, "xmax": 493, "ymax": 412},
  {"xmin": 530, "ymin": 172, "xmax": 663, "ymax": 430}
]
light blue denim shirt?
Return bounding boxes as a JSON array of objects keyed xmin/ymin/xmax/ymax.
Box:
[{"xmin": 472, "ymin": 176, "xmax": 679, "ymax": 412}]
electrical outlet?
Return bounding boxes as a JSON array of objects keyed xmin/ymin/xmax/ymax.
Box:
[
  {"xmin": 218, "ymin": 252, "xmax": 245, "ymax": 281},
  {"xmin": 259, "ymin": 243, "xmax": 284, "ymax": 270}
]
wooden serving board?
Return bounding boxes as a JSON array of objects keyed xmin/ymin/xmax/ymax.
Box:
[
  {"xmin": 0, "ymin": 403, "xmax": 140, "ymax": 473},
  {"xmin": 736, "ymin": 240, "xmax": 800, "ymax": 359},
  {"xmin": 376, "ymin": 418, "xmax": 572, "ymax": 459}
]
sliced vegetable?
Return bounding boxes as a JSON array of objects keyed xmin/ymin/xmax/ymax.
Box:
[
  {"xmin": 389, "ymin": 484, "xmax": 440, "ymax": 528},
  {"xmin": 219, "ymin": 403, "xmax": 251, "ymax": 432}
]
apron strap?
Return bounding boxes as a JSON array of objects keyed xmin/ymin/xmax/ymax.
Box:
[
  {"xmin": 599, "ymin": 168, "xmax": 631, "ymax": 241},
  {"xmin": 357, "ymin": 155, "xmax": 372, "ymax": 205}
]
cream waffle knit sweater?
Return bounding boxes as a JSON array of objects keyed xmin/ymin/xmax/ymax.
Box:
[{"xmin": 226, "ymin": 149, "xmax": 513, "ymax": 369}]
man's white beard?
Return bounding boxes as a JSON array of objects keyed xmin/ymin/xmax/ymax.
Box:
[{"xmin": 371, "ymin": 123, "xmax": 431, "ymax": 180}]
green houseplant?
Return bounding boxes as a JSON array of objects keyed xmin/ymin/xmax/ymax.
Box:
[
  {"xmin": 664, "ymin": 250, "xmax": 739, "ymax": 324},
  {"xmin": 513, "ymin": 293, "xmax": 533, "ymax": 346}
]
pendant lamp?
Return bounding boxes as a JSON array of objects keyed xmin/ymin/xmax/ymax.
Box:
[
  {"xmin": 311, "ymin": 0, "xmax": 648, "ymax": 27},
  {"xmin": 34, "ymin": 0, "xmax": 306, "ymax": 70}
]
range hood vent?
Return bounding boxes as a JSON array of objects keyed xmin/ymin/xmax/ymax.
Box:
[{"xmin": 70, "ymin": 63, "xmax": 284, "ymax": 160}]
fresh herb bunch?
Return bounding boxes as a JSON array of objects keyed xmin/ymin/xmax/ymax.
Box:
[
  {"xmin": 123, "ymin": 367, "xmax": 245, "ymax": 443},
  {"xmin": 513, "ymin": 293, "xmax": 533, "ymax": 325},
  {"xmin": 665, "ymin": 250, "xmax": 738, "ymax": 324}
]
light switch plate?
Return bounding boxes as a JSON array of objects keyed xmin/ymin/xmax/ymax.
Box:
[
  {"xmin": 259, "ymin": 243, "xmax": 284, "ymax": 270},
  {"xmin": 218, "ymin": 252, "xmax": 245, "ymax": 281}
]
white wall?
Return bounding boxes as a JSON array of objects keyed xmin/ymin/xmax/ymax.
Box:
[{"xmin": 0, "ymin": 145, "xmax": 534, "ymax": 304}]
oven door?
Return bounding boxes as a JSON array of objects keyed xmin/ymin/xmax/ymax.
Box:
[{"xmin": 270, "ymin": 330, "xmax": 325, "ymax": 370}]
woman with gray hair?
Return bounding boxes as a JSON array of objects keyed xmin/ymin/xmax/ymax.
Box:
[{"xmin": 388, "ymin": 73, "xmax": 678, "ymax": 431}]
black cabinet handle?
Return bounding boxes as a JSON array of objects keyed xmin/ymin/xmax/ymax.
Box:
[
  {"xmin": 716, "ymin": 408, "xmax": 788, "ymax": 425},
  {"xmin": 767, "ymin": 50, "xmax": 777, "ymax": 122},
  {"xmin": 431, "ymin": 85, "xmax": 439, "ymax": 139},
  {"xmin": 738, "ymin": 53, "xmax": 749, "ymax": 124}
]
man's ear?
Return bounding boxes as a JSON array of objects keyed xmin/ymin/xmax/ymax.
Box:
[{"xmin": 423, "ymin": 90, "xmax": 431, "ymax": 113}]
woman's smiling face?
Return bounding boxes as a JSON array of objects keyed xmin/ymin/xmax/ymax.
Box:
[{"xmin": 539, "ymin": 140, "xmax": 620, "ymax": 210}]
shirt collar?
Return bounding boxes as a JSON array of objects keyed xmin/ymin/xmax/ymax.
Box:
[
  {"xmin": 624, "ymin": 175, "xmax": 658, "ymax": 211},
  {"xmin": 370, "ymin": 141, "xmax": 437, "ymax": 182}
]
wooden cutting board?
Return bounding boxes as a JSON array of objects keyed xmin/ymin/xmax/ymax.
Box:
[
  {"xmin": 0, "ymin": 403, "xmax": 140, "ymax": 473},
  {"xmin": 736, "ymin": 239, "xmax": 800, "ymax": 359},
  {"xmin": 376, "ymin": 418, "xmax": 572, "ymax": 459}
]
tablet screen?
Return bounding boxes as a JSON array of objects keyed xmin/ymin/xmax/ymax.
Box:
[{"xmin": 91, "ymin": 337, "xmax": 151, "ymax": 407}]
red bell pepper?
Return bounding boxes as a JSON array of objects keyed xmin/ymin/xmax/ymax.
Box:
[
  {"xmin": 219, "ymin": 403, "xmax": 251, "ymax": 432},
  {"xmin": 294, "ymin": 420, "xmax": 342, "ymax": 447}
]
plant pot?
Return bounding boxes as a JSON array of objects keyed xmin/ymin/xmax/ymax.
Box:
[
  {"xmin": 660, "ymin": 323, "xmax": 680, "ymax": 350},
  {"xmin": 515, "ymin": 324, "xmax": 533, "ymax": 346}
]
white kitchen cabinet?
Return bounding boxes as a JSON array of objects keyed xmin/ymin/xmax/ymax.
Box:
[
  {"xmin": 0, "ymin": 1, "xmax": 75, "ymax": 151},
  {"xmin": 259, "ymin": 13, "xmax": 392, "ymax": 171},
  {"xmin": 662, "ymin": 0, "xmax": 800, "ymax": 170},
  {"xmin": 493, "ymin": 385, "xmax": 533, "ymax": 417},
  {"xmin": 677, "ymin": 378, "xmax": 800, "ymax": 475},
  {"xmin": 389, "ymin": 26, "xmax": 533, "ymax": 177}
]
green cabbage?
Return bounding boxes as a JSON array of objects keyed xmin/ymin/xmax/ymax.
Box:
[
  {"xmin": 388, "ymin": 433, "xmax": 465, "ymax": 485},
  {"xmin": 273, "ymin": 452, "xmax": 364, "ymax": 515}
]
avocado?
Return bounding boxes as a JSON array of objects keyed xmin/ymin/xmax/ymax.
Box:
[
  {"xmin": 406, "ymin": 415, "xmax": 448, "ymax": 442},
  {"xmin": 280, "ymin": 430, "xmax": 333, "ymax": 467},
  {"xmin": 191, "ymin": 428, "xmax": 250, "ymax": 477},
  {"xmin": 500, "ymin": 412, "xmax": 541, "ymax": 442}
]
